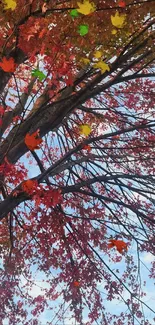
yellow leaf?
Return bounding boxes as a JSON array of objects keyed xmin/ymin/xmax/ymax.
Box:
[
  {"xmin": 93, "ymin": 61, "xmax": 110, "ymax": 74},
  {"xmin": 94, "ymin": 50, "xmax": 103, "ymax": 59},
  {"xmin": 3, "ymin": 0, "xmax": 17, "ymax": 10},
  {"xmin": 111, "ymin": 29, "xmax": 118, "ymax": 35},
  {"xmin": 80, "ymin": 58, "xmax": 90, "ymax": 65},
  {"xmin": 111, "ymin": 11, "xmax": 126, "ymax": 29},
  {"xmin": 77, "ymin": 0, "xmax": 96, "ymax": 15},
  {"xmin": 125, "ymin": 31, "xmax": 131, "ymax": 37},
  {"xmin": 79, "ymin": 124, "xmax": 91, "ymax": 136}
]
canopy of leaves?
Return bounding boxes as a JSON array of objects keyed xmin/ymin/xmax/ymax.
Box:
[{"xmin": 0, "ymin": 0, "xmax": 155, "ymax": 324}]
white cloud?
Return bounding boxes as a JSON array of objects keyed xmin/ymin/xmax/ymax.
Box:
[{"xmin": 142, "ymin": 253, "xmax": 154, "ymax": 264}]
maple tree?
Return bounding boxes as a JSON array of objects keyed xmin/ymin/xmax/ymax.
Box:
[{"xmin": 0, "ymin": 0, "xmax": 155, "ymax": 324}]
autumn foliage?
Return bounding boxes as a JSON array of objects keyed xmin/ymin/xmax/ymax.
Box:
[
  {"xmin": 108, "ymin": 239, "xmax": 128, "ymax": 254},
  {"xmin": 0, "ymin": 56, "xmax": 16, "ymax": 72},
  {"xmin": 0, "ymin": 0, "xmax": 155, "ymax": 324},
  {"xmin": 24, "ymin": 130, "xmax": 43, "ymax": 151}
]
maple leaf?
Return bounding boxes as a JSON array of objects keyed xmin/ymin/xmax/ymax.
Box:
[
  {"xmin": 94, "ymin": 50, "xmax": 103, "ymax": 59},
  {"xmin": 0, "ymin": 157, "xmax": 13, "ymax": 177},
  {"xmin": 0, "ymin": 106, "xmax": 5, "ymax": 116},
  {"xmin": 0, "ymin": 57, "xmax": 16, "ymax": 73},
  {"xmin": 38, "ymin": 188, "xmax": 63, "ymax": 207},
  {"xmin": 42, "ymin": 3, "xmax": 48, "ymax": 13},
  {"xmin": 51, "ymin": 189, "xmax": 62, "ymax": 207},
  {"xmin": 3, "ymin": 0, "xmax": 17, "ymax": 10},
  {"xmin": 79, "ymin": 124, "xmax": 91, "ymax": 136},
  {"xmin": 111, "ymin": 11, "xmax": 126, "ymax": 29},
  {"xmin": 93, "ymin": 61, "xmax": 110, "ymax": 74},
  {"xmin": 21, "ymin": 179, "xmax": 38, "ymax": 195},
  {"xmin": 70, "ymin": 9, "xmax": 79, "ymax": 18},
  {"xmin": 24, "ymin": 131, "xmax": 43, "ymax": 151},
  {"xmin": 118, "ymin": 0, "xmax": 126, "ymax": 8},
  {"xmin": 80, "ymin": 57, "xmax": 90, "ymax": 65},
  {"xmin": 108, "ymin": 239, "xmax": 128, "ymax": 254},
  {"xmin": 78, "ymin": 24, "xmax": 89, "ymax": 36},
  {"xmin": 111, "ymin": 29, "xmax": 118, "ymax": 35},
  {"xmin": 77, "ymin": 0, "xmax": 96, "ymax": 15},
  {"xmin": 31, "ymin": 69, "xmax": 46, "ymax": 82},
  {"xmin": 83, "ymin": 144, "xmax": 91, "ymax": 151},
  {"xmin": 73, "ymin": 281, "xmax": 80, "ymax": 287}
]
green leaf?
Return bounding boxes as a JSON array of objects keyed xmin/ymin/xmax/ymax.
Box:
[
  {"xmin": 70, "ymin": 9, "xmax": 79, "ymax": 18},
  {"xmin": 31, "ymin": 69, "xmax": 46, "ymax": 82},
  {"xmin": 78, "ymin": 24, "xmax": 89, "ymax": 36}
]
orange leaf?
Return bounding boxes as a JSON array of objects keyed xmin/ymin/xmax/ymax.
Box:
[
  {"xmin": 83, "ymin": 144, "xmax": 91, "ymax": 151},
  {"xmin": 42, "ymin": 3, "xmax": 48, "ymax": 13},
  {"xmin": 108, "ymin": 239, "xmax": 128, "ymax": 254},
  {"xmin": 21, "ymin": 179, "xmax": 38, "ymax": 195},
  {"xmin": 0, "ymin": 57, "xmax": 16, "ymax": 72},
  {"xmin": 113, "ymin": 135, "xmax": 120, "ymax": 140},
  {"xmin": 24, "ymin": 130, "xmax": 42, "ymax": 151},
  {"xmin": 73, "ymin": 281, "xmax": 80, "ymax": 287},
  {"xmin": 118, "ymin": 0, "xmax": 126, "ymax": 7}
]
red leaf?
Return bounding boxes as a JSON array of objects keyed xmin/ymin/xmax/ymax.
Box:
[
  {"xmin": 108, "ymin": 239, "xmax": 128, "ymax": 254},
  {"xmin": 118, "ymin": 0, "xmax": 126, "ymax": 8},
  {"xmin": 51, "ymin": 189, "xmax": 62, "ymax": 207},
  {"xmin": 83, "ymin": 144, "xmax": 91, "ymax": 151},
  {"xmin": 0, "ymin": 57, "xmax": 16, "ymax": 72},
  {"xmin": 24, "ymin": 130, "xmax": 43, "ymax": 151},
  {"xmin": 21, "ymin": 179, "xmax": 38, "ymax": 195},
  {"xmin": 73, "ymin": 281, "xmax": 80, "ymax": 287},
  {"xmin": 0, "ymin": 106, "xmax": 4, "ymax": 116}
]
